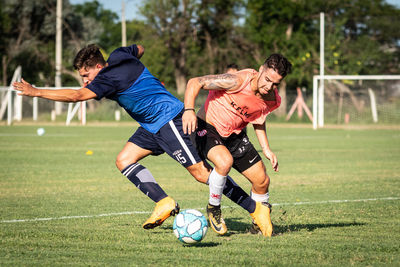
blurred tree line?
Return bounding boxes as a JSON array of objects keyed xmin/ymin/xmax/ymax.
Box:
[{"xmin": 0, "ymin": 0, "xmax": 399, "ymax": 114}]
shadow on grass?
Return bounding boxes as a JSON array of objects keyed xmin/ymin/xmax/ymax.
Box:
[
  {"xmin": 223, "ymin": 217, "xmax": 253, "ymax": 235},
  {"xmin": 223, "ymin": 218, "xmax": 366, "ymax": 236},
  {"xmin": 158, "ymin": 218, "xmax": 364, "ymax": 237},
  {"xmin": 274, "ymin": 222, "xmax": 366, "ymax": 235},
  {"xmin": 185, "ymin": 242, "xmax": 219, "ymax": 247}
]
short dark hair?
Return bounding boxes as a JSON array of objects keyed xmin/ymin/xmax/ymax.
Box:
[
  {"xmin": 263, "ymin": 54, "xmax": 292, "ymax": 77},
  {"xmin": 73, "ymin": 44, "xmax": 106, "ymax": 70}
]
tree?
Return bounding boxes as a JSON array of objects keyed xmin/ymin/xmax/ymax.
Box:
[
  {"xmin": 245, "ymin": 0, "xmax": 319, "ymax": 116},
  {"xmin": 321, "ymin": 0, "xmax": 400, "ymax": 75},
  {"xmin": 124, "ymin": 19, "xmax": 176, "ymax": 89},
  {"xmin": 71, "ymin": 0, "xmax": 120, "ymax": 52},
  {"xmin": 0, "ymin": 0, "xmax": 54, "ymax": 86},
  {"xmin": 140, "ymin": 0, "xmax": 197, "ymax": 94},
  {"xmin": 195, "ymin": 0, "xmax": 245, "ymax": 75},
  {"xmin": 244, "ymin": 0, "xmax": 400, "ymax": 117}
]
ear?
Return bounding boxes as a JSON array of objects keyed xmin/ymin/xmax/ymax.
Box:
[{"xmin": 96, "ymin": 63, "xmax": 104, "ymax": 70}]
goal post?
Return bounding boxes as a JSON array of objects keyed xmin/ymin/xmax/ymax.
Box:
[
  {"xmin": 313, "ymin": 75, "xmax": 400, "ymax": 129},
  {"xmin": 0, "ymin": 66, "xmax": 22, "ymax": 125}
]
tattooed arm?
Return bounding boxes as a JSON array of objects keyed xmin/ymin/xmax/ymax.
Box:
[
  {"xmin": 183, "ymin": 73, "xmax": 242, "ymax": 134},
  {"xmin": 184, "ymin": 73, "xmax": 241, "ymax": 110},
  {"xmin": 197, "ymin": 73, "xmax": 239, "ymax": 90}
]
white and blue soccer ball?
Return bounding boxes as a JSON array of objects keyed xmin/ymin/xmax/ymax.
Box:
[{"xmin": 173, "ymin": 209, "xmax": 208, "ymax": 244}]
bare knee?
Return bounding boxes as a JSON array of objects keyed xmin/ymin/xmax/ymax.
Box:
[
  {"xmin": 213, "ymin": 155, "xmax": 233, "ymax": 176},
  {"xmin": 260, "ymin": 174, "xmax": 270, "ymax": 189},
  {"xmin": 115, "ymin": 151, "xmax": 136, "ymax": 171},
  {"xmin": 253, "ymin": 174, "xmax": 270, "ymax": 193},
  {"xmin": 207, "ymin": 146, "xmax": 233, "ymax": 176},
  {"xmin": 115, "ymin": 142, "xmax": 152, "ymax": 172}
]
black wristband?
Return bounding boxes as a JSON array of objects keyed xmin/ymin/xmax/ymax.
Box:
[{"xmin": 184, "ymin": 108, "xmax": 195, "ymax": 112}]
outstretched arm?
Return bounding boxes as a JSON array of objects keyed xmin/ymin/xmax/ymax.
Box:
[
  {"xmin": 253, "ymin": 122, "xmax": 279, "ymax": 172},
  {"xmin": 183, "ymin": 73, "xmax": 241, "ymax": 134},
  {"xmin": 13, "ymin": 78, "xmax": 97, "ymax": 102}
]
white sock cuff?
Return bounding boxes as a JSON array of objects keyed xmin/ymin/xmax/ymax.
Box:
[
  {"xmin": 251, "ymin": 191, "xmax": 269, "ymax": 203},
  {"xmin": 208, "ymin": 169, "xmax": 227, "ymax": 206},
  {"xmin": 209, "ymin": 169, "xmax": 227, "ymax": 187}
]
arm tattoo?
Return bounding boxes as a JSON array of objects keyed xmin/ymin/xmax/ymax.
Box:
[{"xmin": 198, "ymin": 74, "xmax": 238, "ymax": 90}]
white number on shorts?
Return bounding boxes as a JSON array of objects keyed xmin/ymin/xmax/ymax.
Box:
[{"xmin": 175, "ymin": 152, "xmax": 187, "ymax": 164}]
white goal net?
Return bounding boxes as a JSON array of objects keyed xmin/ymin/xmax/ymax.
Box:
[{"xmin": 313, "ymin": 75, "xmax": 400, "ymax": 128}]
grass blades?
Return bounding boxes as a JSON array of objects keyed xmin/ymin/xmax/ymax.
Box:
[{"xmin": 0, "ymin": 124, "xmax": 399, "ymax": 266}]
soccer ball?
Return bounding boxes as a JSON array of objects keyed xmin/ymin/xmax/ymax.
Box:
[
  {"xmin": 173, "ymin": 209, "xmax": 208, "ymax": 244},
  {"xmin": 36, "ymin": 128, "xmax": 45, "ymax": 136}
]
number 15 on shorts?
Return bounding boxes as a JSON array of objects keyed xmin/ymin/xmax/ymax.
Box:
[{"xmin": 173, "ymin": 150, "xmax": 187, "ymax": 164}]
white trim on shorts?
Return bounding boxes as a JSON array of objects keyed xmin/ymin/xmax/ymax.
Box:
[{"xmin": 168, "ymin": 120, "xmax": 197, "ymax": 165}]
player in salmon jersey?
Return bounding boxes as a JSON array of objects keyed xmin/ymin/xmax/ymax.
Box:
[{"xmin": 183, "ymin": 54, "xmax": 292, "ymax": 237}]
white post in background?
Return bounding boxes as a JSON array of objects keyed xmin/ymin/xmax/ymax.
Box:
[
  {"xmin": 0, "ymin": 66, "xmax": 21, "ymax": 125},
  {"xmin": 81, "ymin": 101, "xmax": 86, "ymax": 125},
  {"xmin": 13, "ymin": 93, "xmax": 22, "ymax": 121},
  {"xmin": 121, "ymin": 0, "xmax": 127, "ymax": 47},
  {"xmin": 33, "ymin": 97, "xmax": 38, "ymax": 121},
  {"xmin": 318, "ymin": 12, "xmax": 325, "ymax": 128},
  {"xmin": 368, "ymin": 88, "xmax": 378, "ymax": 123},
  {"xmin": 55, "ymin": 0, "xmax": 63, "ymax": 116},
  {"xmin": 65, "ymin": 98, "xmax": 86, "ymax": 125},
  {"xmin": 14, "ymin": 69, "xmax": 23, "ymax": 121},
  {"xmin": 67, "ymin": 102, "xmax": 73, "ymax": 124},
  {"xmin": 7, "ymin": 87, "xmax": 12, "ymax": 125},
  {"xmin": 66, "ymin": 102, "xmax": 80, "ymax": 126},
  {"xmin": 313, "ymin": 76, "xmax": 318, "ymax": 129},
  {"xmin": 115, "ymin": 110, "xmax": 121, "ymax": 121}
]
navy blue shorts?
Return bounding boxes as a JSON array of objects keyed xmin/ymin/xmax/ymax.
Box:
[{"xmin": 128, "ymin": 111, "xmax": 202, "ymax": 168}]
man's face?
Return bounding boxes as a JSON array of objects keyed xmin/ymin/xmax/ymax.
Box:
[
  {"xmin": 257, "ymin": 66, "xmax": 283, "ymax": 95},
  {"xmin": 78, "ymin": 64, "xmax": 103, "ymax": 86}
]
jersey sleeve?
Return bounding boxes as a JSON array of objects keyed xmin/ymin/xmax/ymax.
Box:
[
  {"xmin": 115, "ymin": 45, "xmax": 139, "ymax": 58},
  {"xmin": 225, "ymin": 69, "xmax": 255, "ymax": 94},
  {"xmin": 86, "ymin": 74, "xmax": 116, "ymax": 100}
]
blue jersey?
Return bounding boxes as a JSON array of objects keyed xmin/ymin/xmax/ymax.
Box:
[{"xmin": 86, "ymin": 45, "xmax": 184, "ymax": 133}]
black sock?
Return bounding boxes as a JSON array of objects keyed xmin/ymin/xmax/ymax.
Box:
[
  {"xmin": 224, "ymin": 176, "xmax": 256, "ymax": 213},
  {"xmin": 121, "ymin": 163, "xmax": 168, "ymax": 202}
]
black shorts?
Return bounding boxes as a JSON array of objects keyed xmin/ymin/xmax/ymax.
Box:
[
  {"xmin": 128, "ymin": 111, "xmax": 202, "ymax": 168},
  {"xmin": 193, "ymin": 118, "xmax": 262, "ymax": 173}
]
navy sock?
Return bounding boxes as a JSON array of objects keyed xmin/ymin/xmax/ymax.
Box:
[
  {"xmin": 224, "ymin": 176, "xmax": 256, "ymax": 213},
  {"xmin": 121, "ymin": 163, "xmax": 168, "ymax": 203}
]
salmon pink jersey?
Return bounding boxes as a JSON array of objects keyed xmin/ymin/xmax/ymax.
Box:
[{"xmin": 204, "ymin": 69, "xmax": 281, "ymax": 137}]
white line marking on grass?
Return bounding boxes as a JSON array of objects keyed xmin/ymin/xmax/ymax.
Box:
[
  {"xmin": 1, "ymin": 196, "xmax": 399, "ymax": 223},
  {"xmin": 1, "ymin": 211, "xmax": 150, "ymax": 223}
]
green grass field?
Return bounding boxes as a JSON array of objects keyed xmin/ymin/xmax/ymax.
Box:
[{"xmin": 0, "ymin": 123, "xmax": 399, "ymax": 266}]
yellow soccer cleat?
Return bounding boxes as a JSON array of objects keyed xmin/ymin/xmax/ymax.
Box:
[
  {"xmin": 250, "ymin": 202, "xmax": 273, "ymax": 237},
  {"xmin": 142, "ymin": 196, "xmax": 180, "ymax": 229},
  {"xmin": 206, "ymin": 204, "xmax": 227, "ymax": 235}
]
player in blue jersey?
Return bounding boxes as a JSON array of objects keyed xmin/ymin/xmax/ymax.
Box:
[{"xmin": 14, "ymin": 44, "xmax": 271, "ymax": 236}]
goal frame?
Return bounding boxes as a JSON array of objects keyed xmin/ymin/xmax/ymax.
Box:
[{"xmin": 313, "ymin": 75, "xmax": 400, "ymax": 129}]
